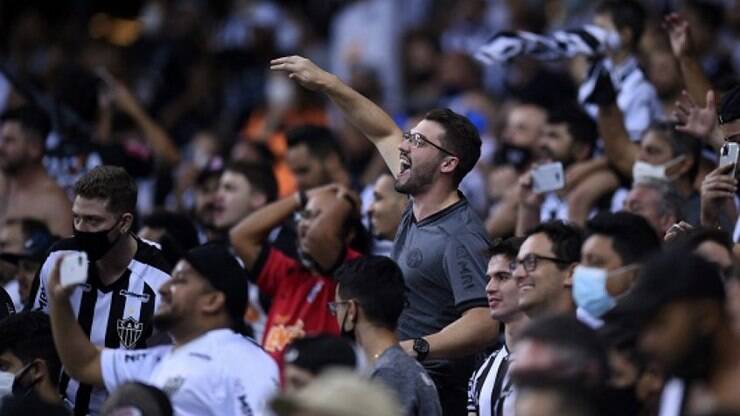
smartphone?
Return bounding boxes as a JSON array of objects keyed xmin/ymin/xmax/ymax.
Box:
[
  {"xmin": 60, "ymin": 252, "xmax": 89, "ymax": 288},
  {"xmin": 719, "ymin": 142, "xmax": 740, "ymax": 177},
  {"xmin": 532, "ymin": 162, "xmax": 565, "ymax": 194}
]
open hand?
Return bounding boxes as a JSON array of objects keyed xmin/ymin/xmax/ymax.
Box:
[
  {"xmin": 700, "ymin": 164, "xmax": 737, "ymax": 226},
  {"xmin": 270, "ymin": 56, "xmax": 335, "ymax": 92},
  {"xmin": 674, "ymin": 90, "xmax": 717, "ymax": 140},
  {"xmin": 663, "ymin": 13, "xmax": 694, "ymax": 58}
]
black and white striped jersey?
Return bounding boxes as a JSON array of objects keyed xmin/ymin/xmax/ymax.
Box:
[
  {"xmin": 467, "ymin": 346, "xmax": 514, "ymax": 416},
  {"xmin": 31, "ymin": 237, "xmax": 171, "ymax": 416}
]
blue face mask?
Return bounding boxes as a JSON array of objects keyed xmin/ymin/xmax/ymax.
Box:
[{"xmin": 572, "ymin": 266, "xmax": 617, "ymax": 318}]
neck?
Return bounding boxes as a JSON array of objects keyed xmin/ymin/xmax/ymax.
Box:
[
  {"xmin": 37, "ymin": 380, "xmax": 63, "ymax": 406},
  {"xmin": 171, "ymin": 320, "xmax": 229, "ymax": 348},
  {"xmin": 411, "ymin": 186, "xmax": 460, "ymax": 222},
  {"xmin": 6, "ymin": 163, "xmax": 46, "ymax": 188},
  {"xmin": 356, "ymin": 324, "xmax": 398, "ymax": 364},
  {"xmin": 96, "ymin": 234, "xmax": 137, "ymax": 286},
  {"xmin": 503, "ymin": 313, "xmax": 529, "ymax": 349},
  {"xmin": 526, "ymin": 290, "xmax": 574, "ymax": 320}
]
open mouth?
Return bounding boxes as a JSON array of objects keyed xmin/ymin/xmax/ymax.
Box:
[{"xmin": 399, "ymin": 154, "xmax": 411, "ymax": 175}]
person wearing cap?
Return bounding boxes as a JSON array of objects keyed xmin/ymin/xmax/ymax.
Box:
[
  {"xmin": 0, "ymin": 218, "xmax": 57, "ymax": 309},
  {"xmin": 332, "ymin": 256, "xmax": 441, "ymax": 416},
  {"xmin": 46, "ymin": 244, "xmax": 280, "ymax": 416},
  {"xmin": 271, "ymin": 369, "xmax": 402, "ymax": 416},
  {"xmin": 611, "ymin": 249, "xmax": 740, "ymax": 415},
  {"xmin": 230, "ymin": 183, "xmax": 366, "ymax": 362},
  {"xmin": 281, "ymin": 334, "xmax": 358, "ymax": 392}
]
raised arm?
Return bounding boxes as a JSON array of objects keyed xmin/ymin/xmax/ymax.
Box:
[
  {"xmin": 270, "ymin": 56, "xmax": 402, "ymax": 177},
  {"xmin": 301, "ymin": 187, "xmax": 358, "ymax": 271},
  {"xmin": 229, "ymin": 192, "xmax": 305, "ymax": 269},
  {"xmin": 598, "ymin": 103, "xmax": 639, "ymax": 178},
  {"xmin": 664, "ymin": 13, "xmax": 713, "ymax": 107},
  {"xmin": 47, "ymin": 257, "xmax": 104, "ymax": 387}
]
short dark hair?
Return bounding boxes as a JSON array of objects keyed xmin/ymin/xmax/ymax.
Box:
[
  {"xmin": 283, "ymin": 334, "xmax": 357, "ymax": 375},
  {"xmin": 0, "ymin": 311, "xmax": 62, "ymax": 385},
  {"xmin": 423, "ymin": 108, "xmax": 482, "ymax": 185},
  {"xmin": 334, "ymin": 256, "xmax": 406, "ymax": 331},
  {"xmin": 0, "ymin": 106, "xmax": 51, "ymax": 142},
  {"xmin": 224, "ymin": 161, "xmax": 278, "ymax": 203},
  {"xmin": 489, "ymin": 236, "xmax": 525, "ymax": 259},
  {"xmin": 527, "ymin": 220, "xmax": 583, "ymax": 268},
  {"xmin": 586, "ymin": 212, "xmax": 661, "ymax": 265},
  {"xmin": 645, "ymin": 122, "xmax": 702, "ymax": 182},
  {"xmin": 517, "ymin": 314, "xmax": 610, "ymax": 390},
  {"xmin": 73, "ymin": 166, "xmax": 138, "ymax": 214},
  {"xmin": 547, "ymin": 105, "xmax": 598, "ymax": 156},
  {"xmin": 286, "ymin": 125, "xmax": 343, "ymax": 160},
  {"xmin": 141, "ymin": 210, "xmax": 200, "ymax": 265},
  {"xmin": 595, "ymin": 0, "xmax": 646, "ymax": 49}
]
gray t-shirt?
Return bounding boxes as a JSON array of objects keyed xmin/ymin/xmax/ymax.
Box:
[
  {"xmin": 372, "ymin": 346, "xmax": 442, "ymax": 416},
  {"xmin": 392, "ymin": 195, "xmax": 490, "ymax": 339}
]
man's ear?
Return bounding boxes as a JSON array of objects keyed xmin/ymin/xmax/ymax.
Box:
[
  {"xmin": 564, "ymin": 262, "xmax": 578, "ymax": 287},
  {"xmin": 121, "ymin": 213, "xmax": 135, "ymax": 233},
  {"xmin": 439, "ymin": 157, "xmax": 460, "ymax": 175},
  {"xmin": 202, "ymin": 291, "xmax": 226, "ymax": 315}
]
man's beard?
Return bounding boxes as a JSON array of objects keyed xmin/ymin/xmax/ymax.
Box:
[
  {"xmin": 394, "ymin": 162, "xmax": 437, "ymax": 195},
  {"xmin": 152, "ymin": 311, "xmax": 178, "ymax": 333}
]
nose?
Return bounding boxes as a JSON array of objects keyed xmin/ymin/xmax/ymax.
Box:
[
  {"xmin": 485, "ymin": 278, "xmax": 498, "ymax": 294},
  {"xmin": 159, "ymin": 280, "xmax": 172, "ymax": 296},
  {"xmin": 513, "ymin": 263, "xmax": 527, "ymax": 282},
  {"xmin": 398, "ymin": 137, "xmax": 411, "ymax": 153}
]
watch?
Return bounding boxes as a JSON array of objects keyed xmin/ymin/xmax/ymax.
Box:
[{"xmin": 412, "ymin": 338, "xmax": 430, "ymax": 362}]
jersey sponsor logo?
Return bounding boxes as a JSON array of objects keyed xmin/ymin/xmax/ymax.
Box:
[
  {"xmin": 117, "ymin": 316, "xmax": 144, "ymax": 349},
  {"xmin": 188, "ymin": 352, "xmax": 212, "ymax": 361},
  {"xmin": 263, "ymin": 319, "xmax": 305, "ymax": 353},
  {"xmin": 119, "ymin": 289, "xmax": 151, "ymax": 303},
  {"xmin": 124, "ymin": 352, "xmax": 148, "ymax": 362},
  {"xmin": 406, "ymin": 248, "xmax": 423, "ymax": 268},
  {"xmin": 38, "ymin": 285, "xmax": 48, "ymax": 309},
  {"xmin": 162, "ymin": 376, "xmax": 185, "ymax": 396},
  {"xmin": 237, "ymin": 394, "xmax": 254, "ymax": 416},
  {"xmin": 456, "ymin": 246, "xmax": 476, "ymax": 289}
]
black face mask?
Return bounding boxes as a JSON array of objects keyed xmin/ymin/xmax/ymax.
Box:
[
  {"xmin": 73, "ymin": 217, "xmax": 125, "ymax": 261},
  {"xmin": 12, "ymin": 362, "xmax": 40, "ymax": 398}
]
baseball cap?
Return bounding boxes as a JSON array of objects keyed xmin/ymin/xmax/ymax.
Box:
[
  {"xmin": 718, "ymin": 84, "xmax": 740, "ymax": 126},
  {"xmin": 270, "ymin": 369, "xmax": 401, "ymax": 416},
  {"xmin": 609, "ymin": 249, "xmax": 725, "ymax": 322},
  {"xmin": 182, "ymin": 244, "xmax": 250, "ymax": 335},
  {"xmin": 0, "ymin": 228, "xmax": 57, "ymax": 265},
  {"xmin": 283, "ymin": 334, "xmax": 358, "ymax": 375}
]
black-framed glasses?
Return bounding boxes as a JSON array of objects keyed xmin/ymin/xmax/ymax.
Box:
[
  {"xmin": 327, "ymin": 300, "xmax": 352, "ymax": 316},
  {"xmin": 402, "ymin": 132, "xmax": 457, "ymax": 157},
  {"xmin": 509, "ymin": 253, "xmax": 571, "ymax": 273}
]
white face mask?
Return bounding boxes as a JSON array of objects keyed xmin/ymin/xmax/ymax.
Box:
[
  {"xmin": 632, "ymin": 155, "xmax": 686, "ymax": 182},
  {"xmin": 0, "ymin": 371, "xmax": 14, "ymax": 398}
]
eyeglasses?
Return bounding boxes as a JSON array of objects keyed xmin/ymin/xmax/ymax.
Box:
[
  {"xmin": 402, "ymin": 132, "xmax": 457, "ymax": 157},
  {"xmin": 327, "ymin": 300, "xmax": 352, "ymax": 316},
  {"xmin": 509, "ymin": 253, "xmax": 571, "ymax": 273}
]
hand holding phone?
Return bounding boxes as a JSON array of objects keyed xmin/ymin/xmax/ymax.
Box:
[
  {"xmin": 719, "ymin": 142, "xmax": 739, "ymax": 178},
  {"xmin": 59, "ymin": 252, "xmax": 89, "ymax": 289},
  {"xmin": 532, "ymin": 162, "xmax": 566, "ymax": 194}
]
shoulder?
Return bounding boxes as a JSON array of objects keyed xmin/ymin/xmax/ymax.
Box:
[
  {"xmin": 211, "ymin": 332, "xmax": 278, "ymax": 375},
  {"xmin": 131, "ymin": 240, "xmax": 172, "ymax": 277}
]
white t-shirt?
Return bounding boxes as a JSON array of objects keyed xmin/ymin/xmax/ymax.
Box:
[{"xmin": 101, "ymin": 329, "xmax": 279, "ymax": 416}]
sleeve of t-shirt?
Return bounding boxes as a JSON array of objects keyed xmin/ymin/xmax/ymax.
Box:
[
  {"xmin": 250, "ymin": 246, "xmax": 298, "ymax": 297},
  {"xmin": 443, "ymin": 236, "xmax": 488, "ymax": 313},
  {"xmin": 31, "ymin": 253, "xmax": 59, "ymax": 313},
  {"xmin": 100, "ymin": 346, "xmax": 165, "ymax": 393}
]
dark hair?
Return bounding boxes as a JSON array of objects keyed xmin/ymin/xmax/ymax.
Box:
[
  {"xmin": 0, "ymin": 106, "xmax": 51, "ymax": 142},
  {"xmin": 0, "ymin": 312, "xmax": 62, "ymax": 386},
  {"xmin": 141, "ymin": 210, "xmax": 200, "ymax": 265},
  {"xmin": 73, "ymin": 166, "xmax": 138, "ymax": 214},
  {"xmin": 283, "ymin": 334, "xmax": 357, "ymax": 375},
  {"xmin": 489, "ymin": 236, "xmax": 525, "ymax": 259},
  {"xmin": 595, "ymin": 0, "xmax": 646, "ymax": 49},
  {"xmin": 334, "ymin": 256, "xmax": 406, "ymax": 331},
  {"xmin": 632, "ymin": 178, "xmax": 685, "ymax": 221},
  {"xmin": 527, "ymin": 221, "xmax": 583, "ymax": 268},
  {"xmin": 517, "ymin": 314, "xmax": 610, "ymax": 390},
  {"xmin": 547, "ymin": 105, "xmax": 598, "ymax": 156},
  {"xmin": 286, "ymin": 125, "xmax": 343, "ymax": 160},
  {"xmin": 645, "ymin": 122, "xmax": 702, "ymax": 182},
  {"xmin": 672, "ymin": 227, "xmax": 733, "ymax": 254},
  {"xmin": 224, "ymin": 161, "xmax": 278, "ymax": 203},
  {"xmin": 684, "ymin": 0, "xmax": 724, "ymax": 31},
  {"xmin": 423, "ymin": 108, "xmax": 482, "ymax": 185},
  {"xmin": 586, "ymin": 212, "xmax": 661, "ymax": 265}
]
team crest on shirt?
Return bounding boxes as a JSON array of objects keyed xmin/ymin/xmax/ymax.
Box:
[{"xmin": 117, "ymin": 316, "xmax": 143, "ymax": 349}]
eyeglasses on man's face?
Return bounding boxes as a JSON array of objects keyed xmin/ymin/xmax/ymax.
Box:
[
  {"xmin": 402, "ymin": 132, "xmax": 457, "ymax": 157},
  {"xmin": 327, "ymin": 300, "xmax": 352, "ymax": 316},
  {"xmin": 509, "ymin": 253, "xmax": 571, "ymax": 273}
]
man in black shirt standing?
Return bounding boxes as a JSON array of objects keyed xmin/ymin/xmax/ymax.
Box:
[{"xmin": 272, "ymin": 55, "xmax": 496, "ymax": 415}]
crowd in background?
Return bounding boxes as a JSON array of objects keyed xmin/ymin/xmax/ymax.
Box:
[{"xmin": 1, "ymin": 0, "xmax": 740, "ymax": 415}]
